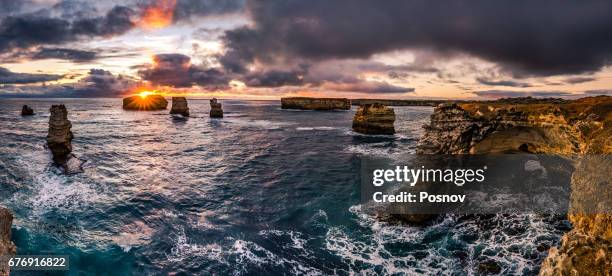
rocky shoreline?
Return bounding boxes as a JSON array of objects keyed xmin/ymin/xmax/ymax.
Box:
[
  {"xmin": 415, "ymin": 96, "xmax": 611, "ymax": 275},
  {"xmin": 0, "ymin": 207, "xmax": 15, "ymax": 276}
]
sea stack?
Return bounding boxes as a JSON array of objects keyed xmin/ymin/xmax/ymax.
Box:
[
  {"xmin": 352, "ymin": 104, "xmax": 395, "ymax": 135},
  {"xmin": 210, "ymin": 98, "xmax": 223, "ymax": 118},
  {"xmin": 0, "ymin": 207, "xmax": 16, "ymax": 276},
  {"xmin": 281, "ymin": 97, "xmax": 351, "ymax": 110},
  {"xmin": 21, "ymin": 105, "xmax": 34, "ymax": 116},
  {"xmin": 122, "ymin": 95, "xmax": 168, "ymax": 110},
  {"xmin": 170, "ymin": 97, "xmax": 189, "ymax": 116},
  {"xmin": 47, "ymin": 105, "xmax": 84, "ymax": 174}
]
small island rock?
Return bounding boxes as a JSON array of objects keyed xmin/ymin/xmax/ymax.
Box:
[
  {"xmin": 122, "ymin": 95, "xmax": 168, "ymax": 110},
  {"xmin": 21, "ymin": 105, "xmax": 34, "ymax": 116},
  {"xmin": 210, "ymin": 98, "xmax": 223, "ymax": 118},
  {"xmin": 281, "ymin": 97, "xmax": 351, "ymax": 110},
  {"xmin": 352, "ymin": 103, "xmax": 395, "ymax": 135},
  {"xmin": 170, "ymin": 97, "xmax": 189, "ymax": 116}
]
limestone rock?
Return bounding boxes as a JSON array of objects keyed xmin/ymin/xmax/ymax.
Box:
[
  {"xmin": 47, "ymin": 105, "xmax": 84, "ymax": 174},
  {"xmin": 122, "ymin": 95, "xmax": 168, "ymax": 110},
  {"xmin": 170, "ymin": 97, "xmax": 189, "ymax": 116},
  {"xmin": 412, "ymin": 96, "xmax": 612, "ymax": 274},
  {"xmin": 210, "ymin": 98, "xmax": 223, "ymax": 118},
  {"xmin": 0, "ymin": 207, "xmax": 16, "ymax": 276},
  {"xmin": 281, "ymin": 97, "xmax": 351, "ymax": 110},
  {"xmin": 21, "ymin": 105, "xmax": 34, "ymax": 116},
  {"xmin": 352, "ymin": 104, "xmax": 395, "ymax": 135}
]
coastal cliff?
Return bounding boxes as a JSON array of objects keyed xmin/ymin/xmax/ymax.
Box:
[
  {"xmin": 122, "ymin": 95, "xmax": 168, "ymax": 111},
  {"xmin": 281, "ymin": 97, "xmax": 351, "ymax": 110},
  {"xmin": 416, "ymin": 96, "xmax": 612, "ymax": 275},
  {"xmin": 47, "ymin": 105, "xmax": 84, "ymax": 174},
  {"xmin": 0, "ymin": 207, "xmax": 16, "ymax": 276}
]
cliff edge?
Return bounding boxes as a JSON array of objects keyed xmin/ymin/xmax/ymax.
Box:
[
  {"xmin": 281, "ymin": 97, "xmax": 351, "ymax": 110},
  {"xmin": 416, "ymin": 96, "xmax": 612, "ymax": 275}
]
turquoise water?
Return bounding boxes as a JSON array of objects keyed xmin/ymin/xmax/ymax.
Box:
[{"xmin": 0, "ymin": 99, "xmax": 568, "ymax": 275}]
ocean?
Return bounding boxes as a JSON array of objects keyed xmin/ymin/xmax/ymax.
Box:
[{"xmin": 0, "ymin": 98, "xmax": 569, "ymax": 275}]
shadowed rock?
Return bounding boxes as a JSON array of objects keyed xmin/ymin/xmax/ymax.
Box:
[
  {"xmin": 0, "ymin": 207, "xmax": 16, "ymax": 276},
  {"xmin": 352, "ymin": 103, "xmax": 395, "ymax": 135},
  {"xmin": 210, "ymin": 98, "xmax": 223, "ymax": 118},
  {"xmin": 21, "ymin": 105, "xmax": 34, "ymax": 116},
  {"xmin": 47, "ymin": 105, "xmax": 84, "ymax": 174},
  {"xmin": 122, "ymin": 95, "xmax": 168, "ymax": 111},
  {"xmin": 281, "ymin": 97, "xmax": 351, "ymax": 110},
  {"xmin": 170, "ymin": 97, "xmax": 189, "ymax": 116}
]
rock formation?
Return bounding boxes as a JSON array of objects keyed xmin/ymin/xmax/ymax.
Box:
[
  {"xmin": 0, "ymin": 207, "xmax": 16, "ymax": 276},
  {"xmin": 21, "ymin": 105, "xmax": 34, "ymax": 116},
  {"xmin": 281, "ymin": 97, "xmax": 351, "ymax": 110},
  {"xmin": 170, "ymin": 97, "xmax": 189, "ymax": 116},
  {"xmin": 210, "ymin": 98, "xmax": 223, "ymax": 118},
  {"xmin": 47, "ymin": 105, "xmax": 84, "ymax": 174},
  {"xmin": 414, "ymin": 96, "xmax": 612, "ymax": 275},
  {"xmin": 352, "ymin": 104, "xmax": 395, "ymax": 135},
  {"xmin": 122, "ymin": 95, "xmax": 168, "ymax": 110}
]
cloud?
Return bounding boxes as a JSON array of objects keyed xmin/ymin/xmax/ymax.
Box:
[
  {"xmin": 138, "ymin": 53, "xmax": 229, "ymax": 89},
  {"xmin": 243, "ymin": 69, "xmax": 305, "ymax": 87},
  {"xmin": 221, "ymin": 0, "xmax": 612, "ymax": 76},
  {"xmin": 584, "ymin": 89, "xmax": 612, "ymax": 96},
  {"xmin": 473, "ymin": 90, "xmax": 574, "ymax": 99},
  {"xmin": 32, "ymin": 47, "xmax": 97, "ymax": 62},
  {"xmin": 0, "ymin": 5, "xmax": 134, "ymax": 52},
  {"xmin": 172, "ymin": 0, "xmax": 245, "ymax": 21},
  {"xmin": 322, "ymin": 81, "xmax": 414, "ymax": 93},
  {"xmin": 0, "ymin": 67, "xmax": 62, "ymax": 84},
  {"xmin": 564, "ymin": 76, "xmax": 596, "ymax": 84},
  {"xmin": 0, "ymin": 68, "xmax": 139, "ymax": 97},
  {"xmin": 476, "ymin": 77, "xmax": 532, "ymax": 88}
]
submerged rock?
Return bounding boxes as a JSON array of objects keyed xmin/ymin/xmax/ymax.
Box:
[
  {"xmin": 21, "ymin": 105, "xmax": 34, "ymax": 116},
  {"xmin": 47, "ymin": 105, "xmax": 84, "ymax": 174},
  {"xmin": 170, "ymin": 97, "xmax": 189, "ymax": 116},
  {"xmin": 352, "ymin": 103, "xmax": 395, "ymax": 135},
  {"xmin": 210, "ymin": 98, "xmax": 223, "ymax": 118},
  {"xmin": 0, "ymin": 207, "xmax": 16, "ymax": 276},
  {"xmin": 281, "ymin": 97, "xmax": 351, "ymax": 110},
  {"xmin": 122, "ymin": 95, "xmax": 168, "ymax": 110}
]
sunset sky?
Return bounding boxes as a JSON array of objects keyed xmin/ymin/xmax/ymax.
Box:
[{"xmin": 1, "ymin": 0, "xmax": 612, "ymax": 99}]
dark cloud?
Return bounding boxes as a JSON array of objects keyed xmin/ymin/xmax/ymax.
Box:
[
  {"xmin": 0, "ymin": 6, "xmax": 134, "ymax": 52},
  {"xmin": 584, "ymin": 89, "xmax": 612, "ymax": 96},
  {"xmin": 243, "ymin": 69, "xmax": 305, "ymax": 87},
  {"xmin": 138, "ymin": 53, "xmax": 229, "ymax": 89},
  {"xmin": 476, "ymin": 78, "xmax": 532, "ymax": 88},
  {"xmin": 0, "ymin": 67, "xmax": 62, "ymax": 84},
  {"xmin": 32, "ymin": 47, "xmax": 97, "ymax": 62},
  {"xmin": 564, "ymin": 76, "xmax": 596, "ymax": 84},
  {"xmin": 0, "ymin": 68, "xmax": 139, "ymax": 97},
  {"xmin": 172, "ymin": 0, "xmax": 245, "ymax": 21},
  {"xmin": 222, "ymin": 0, "xmax": 612, "ymax": 76},
  {"xmin": 323, "ymin": 81, "xmax": 414, "ymax": 93},
  {"xmin": 473, "ymin": 90, "xmax": 574, "ymax": 98}
]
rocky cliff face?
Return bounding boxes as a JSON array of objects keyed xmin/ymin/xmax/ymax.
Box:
[
  {"xmin": 170, "ymin": 97, "xmax": 189, "ymax": 116},
  {"xmin": 281, "ymin": 97, "xmax": 351, "ymax": 110},
  {"xmin": 416, "ymin": 96, "xmax": 612, "ymax": 275},
  {"xmin": 0, "ymin": 207, "xmax": 16, "ymax": 276},
  {"xmin": 47, "ymin": 105, "xmax": 84, "ymax": 174},
  {"xmin": 21, "ymin": 105, "xmax": 34, "ymax": 116},
  {"xmin": 352, "ymin": 104, "xmax": 395, "ymax": 135},
  {"xmin": 210, "ymin": 98, "xmax": 223, "ymax": 118},
  {"xmin": 122, "ymin": 95, "xmax": 168, "ymax": 110}
]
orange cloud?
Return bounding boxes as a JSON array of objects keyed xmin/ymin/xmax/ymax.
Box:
[{"xmin": 138, "ymin": 0, "xmax": 177, "ymax": 29}]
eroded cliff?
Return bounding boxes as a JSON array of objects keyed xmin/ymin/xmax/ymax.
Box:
[
  {"xmin": 281, "ymin": 97, "xmax": 351, "ymax": 110},
  {"xmin": 416, "ymin": 96, "xmax": 612, "ymax": 275}
]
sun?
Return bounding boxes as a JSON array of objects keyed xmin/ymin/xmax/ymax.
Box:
[{"xmin": 138, "ymin": 91, "xmax": 155, "ymax": 98}]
